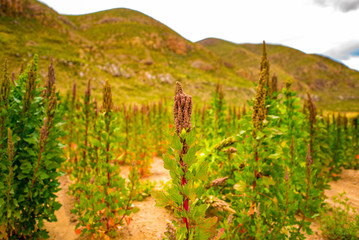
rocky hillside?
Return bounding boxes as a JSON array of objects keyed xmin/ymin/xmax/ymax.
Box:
[
  {"xmin": 198, "ymin": 38, "xmax": 359, "ymax": 111},
  {"xmin": 1, "ymin": 0, "xmax": 358, "ymax": 110}
]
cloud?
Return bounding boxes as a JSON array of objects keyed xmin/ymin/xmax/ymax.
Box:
[
  {"xmin": 325, "ymin": 41, "xmax": 359, "ymax": 60},
  {"xmin": 314, "ymin": 0, "xmax": 359, "ymax": 12},
  {"xmin": 341, "ymin": 56, "xmax": 359, "ymax": 71}
]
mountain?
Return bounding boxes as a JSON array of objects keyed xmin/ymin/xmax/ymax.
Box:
[
  {"xmin": 1, "ymin": 0, "xmax": 358, "ymax": 111},
  {"xmin": 198, "ymin": 38, "xmax": 359, "ymax": 111}
]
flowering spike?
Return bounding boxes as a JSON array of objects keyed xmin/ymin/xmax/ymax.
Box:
[
  {"xmin": 23, "ymin": 59, "xmax": 37, "ymax": 113},
  {"xmin": 306, "ymin": 144, "xmax": 313, "ymax": 167},
  {"xmin": 285, "ymin": 78, "xmax": 292, "ymax": 90},
  {"xmin": 173, "ymin": 81, "xmax": 192, "ymax": 136},
  {"xmin": 1, "ymin": 59, "xmax": 10, "ymax": 107},
  {"xmin": 84, "ymin": 79, "xmax": 91, "ymax": 106},
  {"xmin": 46, "ymin": 84, "xmax": 57, "ymax": 127},
  {"xmin": 7, "ymin": 128, "xmax": 14, "ymax": 161},
  {"xmin": 306, "ymin": 92, "xmax": 317, "ymax": 125},
  {"xmin": 44, "ymin": 57, "xmax": 55, "ymax": 96},
  {"xmin": 252, "ymin": 41, "xmax": 269, "ymax": 131},
  {"xmin": 93, "ymin": 97, "xmax": 98, "ymax": 117},
  {"xmin": 103, "ymin": 80, "xmax": 113, "ymax": 114},
  {"xmin": 72, "ymin": 82, "xmax": 77, "ymax": 103},
  {"xmin": 270, "ymin": 73, "xmax": 278, "ymax": 98}
]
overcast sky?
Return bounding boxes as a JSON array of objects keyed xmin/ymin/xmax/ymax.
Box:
[{"xmin": 39, "ymin": 0, "xmax": 359, "ymax": 71}]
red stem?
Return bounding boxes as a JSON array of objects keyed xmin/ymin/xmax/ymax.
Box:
[{"xmin": 180, "ymin": 140, "xmax": 190, "ymax": 239}]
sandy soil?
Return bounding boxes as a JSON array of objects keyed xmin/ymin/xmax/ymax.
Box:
[
  {"xmin": 45, "ymin": 157, "xmax": 174, "ymax": 240},
  {"xmin": 45, "ymin": 160, "xmax": 359, "ymax": 240},
  {"xmin": 44, "ymin": 174, "xmax": 78, "ymax": 240},
  {"xmin": 306, "ymin": 169, "xmax": 359, "ymax": 240},
  {"xmin": 117, "ymin": 157, "xmax": 174, "ymax": 240}
]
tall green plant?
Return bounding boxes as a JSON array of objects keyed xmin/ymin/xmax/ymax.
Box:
[
  {"xmin": 154, "ymin": 82, "xmax": 216, "ymax": 240},
  {"xmin": 0, "ymin": 56, "xmax": 64, "ymax": 239},
  {"xmin": 70, "ymin": 81, "xmax": 138, "ymax": 238}
]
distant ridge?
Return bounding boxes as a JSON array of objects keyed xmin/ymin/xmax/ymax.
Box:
[{"xmin": 0, "ymin": 0, "xmax": 358, "ymax": 111}]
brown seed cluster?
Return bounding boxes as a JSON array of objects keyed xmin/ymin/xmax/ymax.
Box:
[
  {"xmin": 46, "ymin": 85, "xmax": 57, "ymax": 126},
  {"xmin": 306, "ymin": 144, "xmax": 313, "ymax": 168},
  {"xmin": 252, "ymin": 41, "xmax": 269, "ymax": 131},
  {"xmin": 7, "ymin": 128, "xmax": 14, "ymax": 161},
  {"xmin": 343, "ymin": 114, "xmax": 348, "ymax": 130},
  {"xmin": 72, "ymin": 82, "xmax": 77, "ymax": 103},
  {"xmin": 173, "ymin": 82, "xmax": 192, "ymax": 136},
  {"xmin": 23, "ymin": 61, "xmax": 36, "ymax": 113},
  {"xmin": 306, "ymin": 92, "xmax": 317, "ymax": 125},
  {"xmin": 214, "ymin": 137, "xmax": 237, "ymax": 151},
  {"xmin": 270, "ymin": 73, "xmax": 278, "ymax": 98},
  {"xmin": 285, "ymin": 78, "xmax": 292, "ymax": 90},
  {"xmin": 337, "ymin": 113, "xmax": 342, "ymax": 129},
  {"xmin": 1, "ymin": 59, "xmax": 10, "ymax": 107},
  {"xmin": 215, "ymin": 82, "xmax": 224, "ymax": 116},
  {"xmin": 44, "ymin": 58, "xmax": 55, "ymax": 96},
  {"xmin": 93, "ymin": 98, "xmax": 98, "ymax": 117},
  {"xmin": 103, "ymin": 80, "xmax": 113, "ymax": 114},
  {"xmin": 84, "ymin": 79, "xmax": 91, "ymax": 106},
  {"xmin": 39, "ymin": 118, "xmax": 49, "ymax": 150}
]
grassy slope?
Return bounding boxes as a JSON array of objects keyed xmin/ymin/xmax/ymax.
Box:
[
  {"xmin": 1, "ymin": 2, "xmax": 249, "ymax": 105},
  {"xmin": 198, "ymin": 38, "xmax": 359, "ymax": 111},
  {"xmin": 1, "ymin": 1, "xmax": 358, "ymax": 110},
  {"xmin": 65, "ymin": 8, "xmax": 254, "ymax": 104}
]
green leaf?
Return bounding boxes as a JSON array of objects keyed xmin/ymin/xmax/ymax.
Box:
[
  {"xmin": 261, "ymin": 176, "xmax": 275, "ymax": 186},
  {"xmin": 173, "ymin": 135, "xmax": 182, "ymax": 151},
  {"xmin": 40, "ymin": 172, "xmax": 49, "ymax": 180},
  {"xmin": 268, "ymin": 153, "xmax": 281, "ymax": 160},
  {"xmin": 163, "ymin": 154, "xmax": 179, "ymax": 175},
  {"xmin": 20, "ymin": 162, "xmax": 32, "ymax": 174},
  {"xmin": 183, "ymin": 146, "xmax": 197, "ymax": 166},
  {"xmin": 186, "ymin": 129, "xmax": 196, "ymax": 146},
  {"xmin": 193, "ymin": 204, "xmax": 208, "ymax": 220},
  {"xmin": 168, "ymin": 186, "xmax": 183, "ymax": 205},
  {"xmin": 152, "ymin": 190, "xmax": 169, "ymax": 207},
  {"xmin": 233, "ymin": 181, "xmax": 246, "ymax": 193},
  {"xmin": 195, "ymin": 185, "xmax": 205, "ymax": 198},
  {"xmin": 196, "ymin": 161, "xmax": 209, "ymax": 181},
  {"xmin": 199, "ymin": 217, "xmax": 217, "ymax": 230},
  {"xmin": 132, "ymin": 206, "xmax": 140, "ymax": 214},
  {"xmin": 24, "ymin": 135, "xmax": 38, "ymax": 144}
]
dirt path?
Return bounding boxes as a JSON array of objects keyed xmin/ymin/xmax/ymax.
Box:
[
  {"xmin": 306, "ymin": 169, "xmax": 359, "ymax": 240},
  {"xmin": 45, "ymin": 157, "xmax": 173, "ymax": 240},
  {"xmin": 46, "ymin": 160, "xmax": 359, "ymax": 240},
  {"xmin": 117, "ymin": 157, "xmax": 174, "ymax": 240},
  {"xmin": 44, "ymin": 174, "xmax": 78, "ymax": 240}
]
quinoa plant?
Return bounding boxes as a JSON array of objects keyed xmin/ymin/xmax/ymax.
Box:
[
  {"xmin": 70, "ymin": 81, "xmax": 138, "ymax": 238},
  {"xmin": 202, "ymin": 43, "xmax": 325, "ymax": 239},
  {"xmin": 0, "ymin": 56, "xmax": 64, "ymax": 239},
  {"xmin": 320, "ymin": 192, "xmax": 359, "ymax": 239},
  {"xmin": 154, "ymin": 82, "xmax": 216, "ymax": 240}
]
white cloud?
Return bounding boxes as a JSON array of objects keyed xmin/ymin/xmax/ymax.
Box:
[
  {"xmin": 341, "ymin": 56, "xmax": 359, "ymax": 71},
  {"xmin": 325, "ymin": 41, "xmax": 359, "ymax": 59},
  {"xmin": 314, "ymin": 0, "xmax": 359, "ymax": 12}
]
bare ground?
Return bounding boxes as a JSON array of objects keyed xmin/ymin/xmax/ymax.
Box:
[
  {"xmin": 306, "ymin": 169, "xmax": 359, "ymax": 240},
  {"xmin": 44, "ymin": 157, "xmax": 174, "ymax": 240},
  {"xmin": 45, "ymin": 160, "xmax": 359, "ymax": 240}
]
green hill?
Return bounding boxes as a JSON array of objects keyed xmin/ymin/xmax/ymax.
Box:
[
  {"xmin": 1, "ymin": 0, "xmax": 358, "ymax": 110},
  {"xmin": 198, "ymin": 38, "xmax": 359, "ymax": 111}
]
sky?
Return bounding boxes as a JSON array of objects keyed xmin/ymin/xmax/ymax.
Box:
[{"xmin": 39, "ymin": 0, "xmax": 359, "ymax": 71}]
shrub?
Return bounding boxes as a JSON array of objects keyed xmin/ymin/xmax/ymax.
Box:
[
  {"xmin": 320, "ymin": 192, "xmax": 359, "ymax": 240},
  {"xmin": 0, "ymin": 56, "xmax": 64, "ymax": 239},
  {"xmin": 154, "ymin": 82, "xmax": 217, "ymax": 240}
]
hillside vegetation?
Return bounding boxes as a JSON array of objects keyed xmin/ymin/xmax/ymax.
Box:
[{"xmin": 1, "ymin": 0, "xmax": 359, "ymax": 110}]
